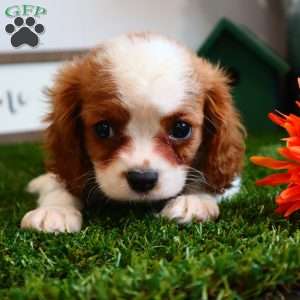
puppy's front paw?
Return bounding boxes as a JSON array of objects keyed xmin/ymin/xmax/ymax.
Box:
[
  {"xmin": 160, "ymin": 194, "xmax": 219, "ymax": 224},
  {"xmin": 26, "ymin": 173, "xmax": 60, "ymax": 195},
  {"xmin": 21, "ymin": 206, "xmax": 82, "ymax": 233}
]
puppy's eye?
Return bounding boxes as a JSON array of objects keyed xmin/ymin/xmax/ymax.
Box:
[
  {"xmin": 94, "ymin": 121, "xmax": 114, "ymax": 138},
  {"xmin": 169, "ymin": 120, "xmax": 192, "ymax": 140}
]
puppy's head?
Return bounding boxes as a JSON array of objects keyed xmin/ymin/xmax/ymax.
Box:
[{"xmin": 46, "ymin": 33, "xmax": 245, "ymax": 201}]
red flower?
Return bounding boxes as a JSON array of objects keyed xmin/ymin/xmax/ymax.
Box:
[{"xmin": 250, "ymin": 99, "xmax": 300, "ymax": 218}]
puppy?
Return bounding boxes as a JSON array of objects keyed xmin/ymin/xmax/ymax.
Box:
[{"xmin": 21, "ymin": 33, "xmax": 245, "ymax": 233}]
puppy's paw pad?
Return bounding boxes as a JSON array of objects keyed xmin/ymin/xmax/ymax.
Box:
[
  {"xmin": 21, "ymin": 207, "xmax": 82, "ymax": 233},
  {"xmin": 160, "ymin": 194, "xmax": 219, "ymax": 224}
]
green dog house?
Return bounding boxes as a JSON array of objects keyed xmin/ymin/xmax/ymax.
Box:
[{"xmin": 198, "ymin": 18, "xmax": 290, "ymax": 132}]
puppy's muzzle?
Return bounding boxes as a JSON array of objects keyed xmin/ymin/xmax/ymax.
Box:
[{"xmin": 126, "ymin": 169, "xmax": 158, "ymax": 193}]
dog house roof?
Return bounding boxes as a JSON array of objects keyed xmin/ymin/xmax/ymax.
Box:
[{"xmin": 198, "ymin": 18, "xmax": 290, "ymax": 77}]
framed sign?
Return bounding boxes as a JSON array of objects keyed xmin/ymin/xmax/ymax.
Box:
[{"xmin": 0, "ymin": 50, "xmax": 87, "ymax": 143}]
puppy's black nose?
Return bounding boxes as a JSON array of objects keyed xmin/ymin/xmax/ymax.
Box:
[{"xmin": 126, "ymin": 170, "xmax": 158, "ymax": 193}]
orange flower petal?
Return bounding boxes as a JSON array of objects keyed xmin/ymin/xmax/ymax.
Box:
[
  {"xmin": 276, "ymin": 194, "xmax": 300, "ymax": 204},
  {"xmin": 256, "ymin": 173, "xmax": 291, "ymax": 186},
  {"xmin": 275, "ymin": 185, "xmax": 300, "ymax": 204},
  {"xmin": 250, "ymin": 156, "xmax": 293, "ymax": 169},
  {"xmin": 286, "ymin": 115, "xmax": 300, "ymax": 136},
  {"xmin": 268, "ymin": 112, "xmax": 286, "ymax": 127},
  {"xmin": 284, "ymin": 137, "xmax": 300, "ymax": 147},
  {"xmin": 278, "ymin": 147, "xmax": 300, "ymax": 163},
  {"xmin": 289, "ymin": 170, "xmax": 300, "ymax": 184},
  {"xmin": 284, "ymin": 202, "xmax": 300, "ymax": 217},
  {"xmin": 276, "ymin": 202, "xmax": 291, "ymax": 214},
  {"xmin": 280, "ymin": 185, "xmax": 300, "ymax": 199},
  {"xmin": 288, "ymin": 146, "xmax": 300, "ymax": 155}
]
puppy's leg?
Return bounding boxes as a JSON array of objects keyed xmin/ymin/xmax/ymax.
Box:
[
  {"xmin": 21, "ymin": 173, "xmax": 82, "ymax": 233},
  {"xmin": 160, "ymin": 193, "xmax": 219, "ymax": 224}
]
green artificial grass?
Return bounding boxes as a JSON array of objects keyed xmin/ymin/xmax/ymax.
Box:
[{"xmin": 0, "ymin": 135, "xmax": 300, "ymax": 300}]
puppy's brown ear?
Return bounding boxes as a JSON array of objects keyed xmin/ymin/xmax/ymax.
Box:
[
  {"xmin": 45, "ymin": 59, "xmax": 90, "ymax": 196},
  {"xmin": 197, "ymin": 62, "xmax": 246, "ymax": 193}
]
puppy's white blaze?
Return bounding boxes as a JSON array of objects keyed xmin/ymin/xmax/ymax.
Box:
[
  {"xmin": 126, "ymin": 110, "xmax": 159, "ymax": 144},
  {"xmin": 95, "ymin": 135, "xmax": 187, "ymax": 201},
  {"xmin": 96, "ymin": 34, "xmax": 198, "ymax": 115}
]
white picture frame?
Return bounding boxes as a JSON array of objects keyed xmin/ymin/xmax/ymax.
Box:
[{"xmin": 0, "ymin": 50, "xmax": 87, "ymax": 143}]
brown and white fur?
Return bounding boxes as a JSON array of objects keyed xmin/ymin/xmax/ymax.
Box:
[{"xmin": 21, "ymin": 33, "xmax": 245, "ymax": 233}]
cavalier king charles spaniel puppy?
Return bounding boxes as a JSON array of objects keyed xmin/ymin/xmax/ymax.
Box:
[{"xmin": 21, "ymin": 33, "xmax": 245, "ymax": 233}]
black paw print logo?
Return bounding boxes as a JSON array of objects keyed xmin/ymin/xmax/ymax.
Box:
[{"xmin": 5, "ymin": 17, "xmax": 45, "ymax": 48}]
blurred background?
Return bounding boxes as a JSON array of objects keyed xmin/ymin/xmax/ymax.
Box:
[
  {"xmin": 0, "ymin": 0, "xmax": 286, "ymax": 54},
  {"xmin": 0, "ymin": 0, "xmax": 298, "ymax": 140}
]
